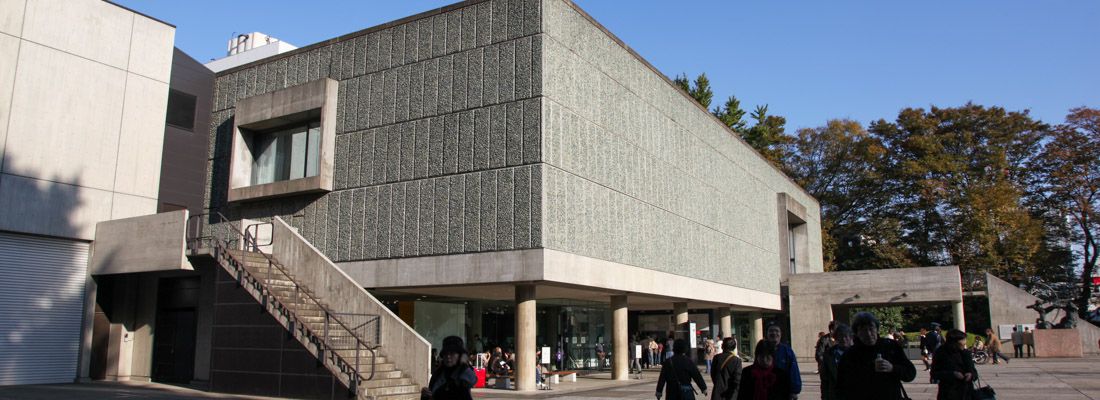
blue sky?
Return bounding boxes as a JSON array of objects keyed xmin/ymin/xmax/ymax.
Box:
[{"xmin": 116, "ymin": 0, "xmax": 1099, "ymax": 131}]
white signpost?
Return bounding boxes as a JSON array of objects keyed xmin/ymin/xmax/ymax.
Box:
[{"xmin": 689, "ymin": 322, "xmax": 698, "ymax": 348}]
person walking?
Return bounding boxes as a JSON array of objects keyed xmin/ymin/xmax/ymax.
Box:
[
  {"xmin": 595, "ymin": 341, "xmax": 607, "ymax": 371},
  {"xmin": 919, "ymin": 328, "xmax": 932, "ymax": 371},
  {"xmin": 665, "ymin": 334, "xmax": 676, "ymax": 363},
  {"xmin": 641, "ymin": 336, "xmax": 652, "ymax": 369},
  {"xmin": 814, "ymin": 321, "xmax": 837, "ymax": 375},
  {"xmin": 930, "ymin": 329, "xmax": 978, "ymax": 400},
  {"xmin": 736, "ymin": 340, "xmax": 791, "ymax": 400},
  {"xmin": 836, "ymin": 312, "xmax": 917, "ymax": 400},
  {"xmin": 630, "ymin": 336, "xmax": 644, "ymax": 377},
  {"xmin": 421, "ymin": 336, "xmax": 476, "ymax": 400},
  {"xmin": 819, "ymin": 324, "xmax": 852, "ymax": 400},
  {"xmin": 710, "ymin": 337, "xmax": 742, "ymax": 400},
  {"xmin": 1010, "ymin": 327, "xmax": 1024, "ymax": 358},
  {"xmin": 985, "ymin": 328, "xmax": 1009, "ymax": 364},
  {"xmin": 650, "ymin": 338, "xmax": 661, "ymax": 367},
  {"xmin": 895, "ymin": 330, "xmax": 908, "ymax": 349},
  {"xmin": 765, "ymin": 325, "xmax": 802, "ymax": 398},
  {"xmin": 656, "ymin": 339, "xmax": 708, "ymax": 400},
  {"xmin": 922, "ymin": 324, "xmax": 944, "ymax": 371},
  {"xmin": 1023, "ymin": 327, "xmax": 1035, "ymax": 357},
  {"xmin": 704, "ymin": 338, "xmax": 717, "ymax": 374}
]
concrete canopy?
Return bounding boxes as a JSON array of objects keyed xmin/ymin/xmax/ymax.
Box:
[
  {"xmin": 788, "ymin": 266, "xmax": 964, "ymax": 359},
  {"xmin": 341, "ymin": 248, "xmax": 781, "ymax": 312}
]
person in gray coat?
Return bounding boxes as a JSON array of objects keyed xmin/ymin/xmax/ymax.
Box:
[{"xmin": 709, "ymin": 337, "xmax": 742, "ymax": 400}]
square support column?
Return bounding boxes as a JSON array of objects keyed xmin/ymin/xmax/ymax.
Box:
[
  {"xmin": 515, "ymin": 284, "xmax": 537, "ymax": 391},
  {"xmin": 611, "ymin": 295, "xmax": 628, "ymax": 380}
]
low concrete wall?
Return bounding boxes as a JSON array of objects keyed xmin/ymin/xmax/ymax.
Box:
[
  {"xmin": 90, "ymin": 210, "xmax": 190, "ymax": 275},
  {"xmin": 788, "ymin": 266, "xmax": 963, "ymax": 360},
  {"xmin": 1034, "ymin": 329, "xmax": 1083, "ymax": 358},
  {"xmin": 985, "ymin": 273, "xmax": 1100, "ymax": 354},
  {"xmin": 270, "ymin": 217, "xmax": 430, "ymax": 388},
  {"xmin": 1078, "ymin": 322, "xmax": 1100, "ymax": 355},
  {"xmin": 986, "ymin": 273, "xmax": 1053, "ymax": 328}
]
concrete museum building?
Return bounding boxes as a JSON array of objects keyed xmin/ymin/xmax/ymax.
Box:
[
  {"xmin": 195, "ymin": 0, "xmax": 823, "ymax": 395},
  {"xmin": 2, "ymin": 0, "xmax": 832, "ymax": 399}
]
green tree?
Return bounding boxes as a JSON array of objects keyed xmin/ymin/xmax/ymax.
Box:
[
  {"xmin": 743, "ymin": 105, "xmax": 793, "ymax": 168},
  {"xmin": 672, "ymin": 72, "xmax": 790, "ymax": 165},
  {"xmin": 1032, "ymin": 107, "xmax": 1100, "ymax": 314},
  {"xmin": 786, "ymin": 119, "xmax": 907, "ymax": 270},
  {"xmin": 868, "ymin": 104, "xmax": 1052, "ymax": 283},
  {"xmin": 850, "ymin": 307, "xmax": 905, "ymax": 333},
  {"xmin": 673, "ymin": 73, "xmax": 714, "ymax": 109},
  {"xmin": 712, "ymin": 95, "xmax": 748, "ymax": 133}
]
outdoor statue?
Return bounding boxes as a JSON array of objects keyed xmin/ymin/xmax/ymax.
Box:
[
  {"xmin": 1029, "ymin": 300, "xmax": 1054, "ymax": 329},
  {"xmin": 1028, "ymin": 299, "xmax": 1078, "ymax": 329},
  {"xmin": 1057, "ymin": 302, "xmax": 1079, "ymax": 329}
]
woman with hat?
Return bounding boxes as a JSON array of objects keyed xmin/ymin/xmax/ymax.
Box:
[{"xmin": 421, "ymin": 336, "xmax": 477, "ymax": 400}]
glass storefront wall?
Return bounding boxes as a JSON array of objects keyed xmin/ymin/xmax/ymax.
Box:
[
  {"xmin": 374, "ymin": 294, "xmax": 612, "ymax": 372},
  {"xmin": 539, "ymin": 299, "xmax": 610, "ymax": 371}
]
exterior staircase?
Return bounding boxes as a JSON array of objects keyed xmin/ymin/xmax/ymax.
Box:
[{"xmin": 189, "ymin": 213, "xmax": 429, "ymax": 400}]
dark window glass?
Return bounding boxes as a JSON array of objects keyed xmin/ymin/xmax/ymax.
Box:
[
  {"xmin": 166, "ymin": 89, "xmax": 197, "ymax": 130},
  {"xmin": 250, "ymin": 120, "xmax": 322, "ymax": 185}
]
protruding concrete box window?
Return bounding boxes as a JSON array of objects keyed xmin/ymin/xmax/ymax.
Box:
[
  {"xmin": 228, "ymin": 78, "xmax": 337, "ymax": 202},
  {"xmin": 778, "ymin": 193, "xmax": 809, "ymax": 280}
]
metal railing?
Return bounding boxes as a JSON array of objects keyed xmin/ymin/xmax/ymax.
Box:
[{"xmin": 186, "ymin": 212, "xmax": 381, "ymax": 395}]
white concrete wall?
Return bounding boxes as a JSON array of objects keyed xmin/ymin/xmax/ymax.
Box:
[{"xmin": 0, "ymin": 0, "xmax": 175, "ymax": 240}]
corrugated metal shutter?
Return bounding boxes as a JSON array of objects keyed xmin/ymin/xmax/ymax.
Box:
[{"xmin": 0, "ymin": 232, "xmax": 89, "ymax": 385}]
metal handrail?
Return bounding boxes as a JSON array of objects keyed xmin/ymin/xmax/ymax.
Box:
[
  {"xmin": 243, "ymin": 222, "xmax": 273, "ymax": 252},
  {"xmin": 186, "ymin": 212, "xmax": 381, "ymax": 393}
]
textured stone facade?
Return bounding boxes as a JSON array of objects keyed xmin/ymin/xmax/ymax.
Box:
[
  {"xmin": 205, "ymin": 0, "xmax": 823, "ymax": 295},
  {"xmin": 539, "ymin": 0, "xmax": 822, "ymax": 294},
  {"xmin": 206, "ymin": 0, "xmax": 544, "ymax": 262}
]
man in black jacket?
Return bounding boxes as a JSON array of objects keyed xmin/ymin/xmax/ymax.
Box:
[
  {"xmin": 709, "ymin": 337, "xmax": 742, "ymax": 400},
  {"xmin": 422, "ymin": 336, "xmax": 477, "ymax": 400},
  {"xmin": 656, "ymin": 339, "xmax": 708, "ymax": 400},
  {"xmin": 836, "ymin": 312, "xmax": 916, "ymax": 400}
]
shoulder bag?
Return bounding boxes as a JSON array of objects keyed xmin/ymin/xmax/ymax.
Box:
[{"xmin": 971, "ymin": 376, "xmax": 996, "ymax": 400}]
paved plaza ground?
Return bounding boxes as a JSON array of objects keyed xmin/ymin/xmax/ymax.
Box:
[{"xmin": 2, "ymin": 356, "xmax": 1097, "ymax": 399}]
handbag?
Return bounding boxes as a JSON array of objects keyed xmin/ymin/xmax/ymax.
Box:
[
  {"xmin": 971, "ymin": 376, "xmax": 996, "ymax": 400},
  {"xmin": 898, "ymin": 381, "xmax": 912, "ymax": 400}
]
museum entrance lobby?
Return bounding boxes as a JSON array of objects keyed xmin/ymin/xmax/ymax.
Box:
[{"xmin": 373, "ymin": 293, "xmax": 617, "ymax": 372}]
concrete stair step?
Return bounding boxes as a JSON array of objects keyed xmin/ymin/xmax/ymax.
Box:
[
  {"xmin": 335, "ymin": 349, "xmax": 386, "ymax": 363},
  {"xmin": 278, "ymin": 306, "xmax": 324, "ymax": 317},
  {"xmin": 359, "ymin": 377, "xmax": 410, "ymax": 389},
  {"xmin": 366, "ymin": 370, "xmax": 405, "ymax": 379},
  {"xmin": 217, "ymin": 248, "xmax": 419, "ymax": 399},
  {"xmin": 364, "ymin": 384, "xmax": 418, "ymax": 397},
  {"xmin": 373, "ymin": 394, "xmax": 419, "ymax": 400}
]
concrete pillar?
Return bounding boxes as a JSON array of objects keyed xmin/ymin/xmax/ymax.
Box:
[
  {"xmin": 719, "ymin": 308, "xmax": 733, "ymax": 339},
  {"xmin": 674, "ymin": 302, "xmax": 689, "ymax": 325},
  {"xmin": 750, "ymin": 312, "xmax": 764, "ymax": 351},
  {"xmin": 952, "ymin": 301, "xmax": 966, "ymax": 332},
  {"xmin": 515, "ymin": 285, "xmax": 536, "ymax": 391},
  {"xmin": 611, "ymin": 295, "xmax": 629, "ymax": 381}
]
